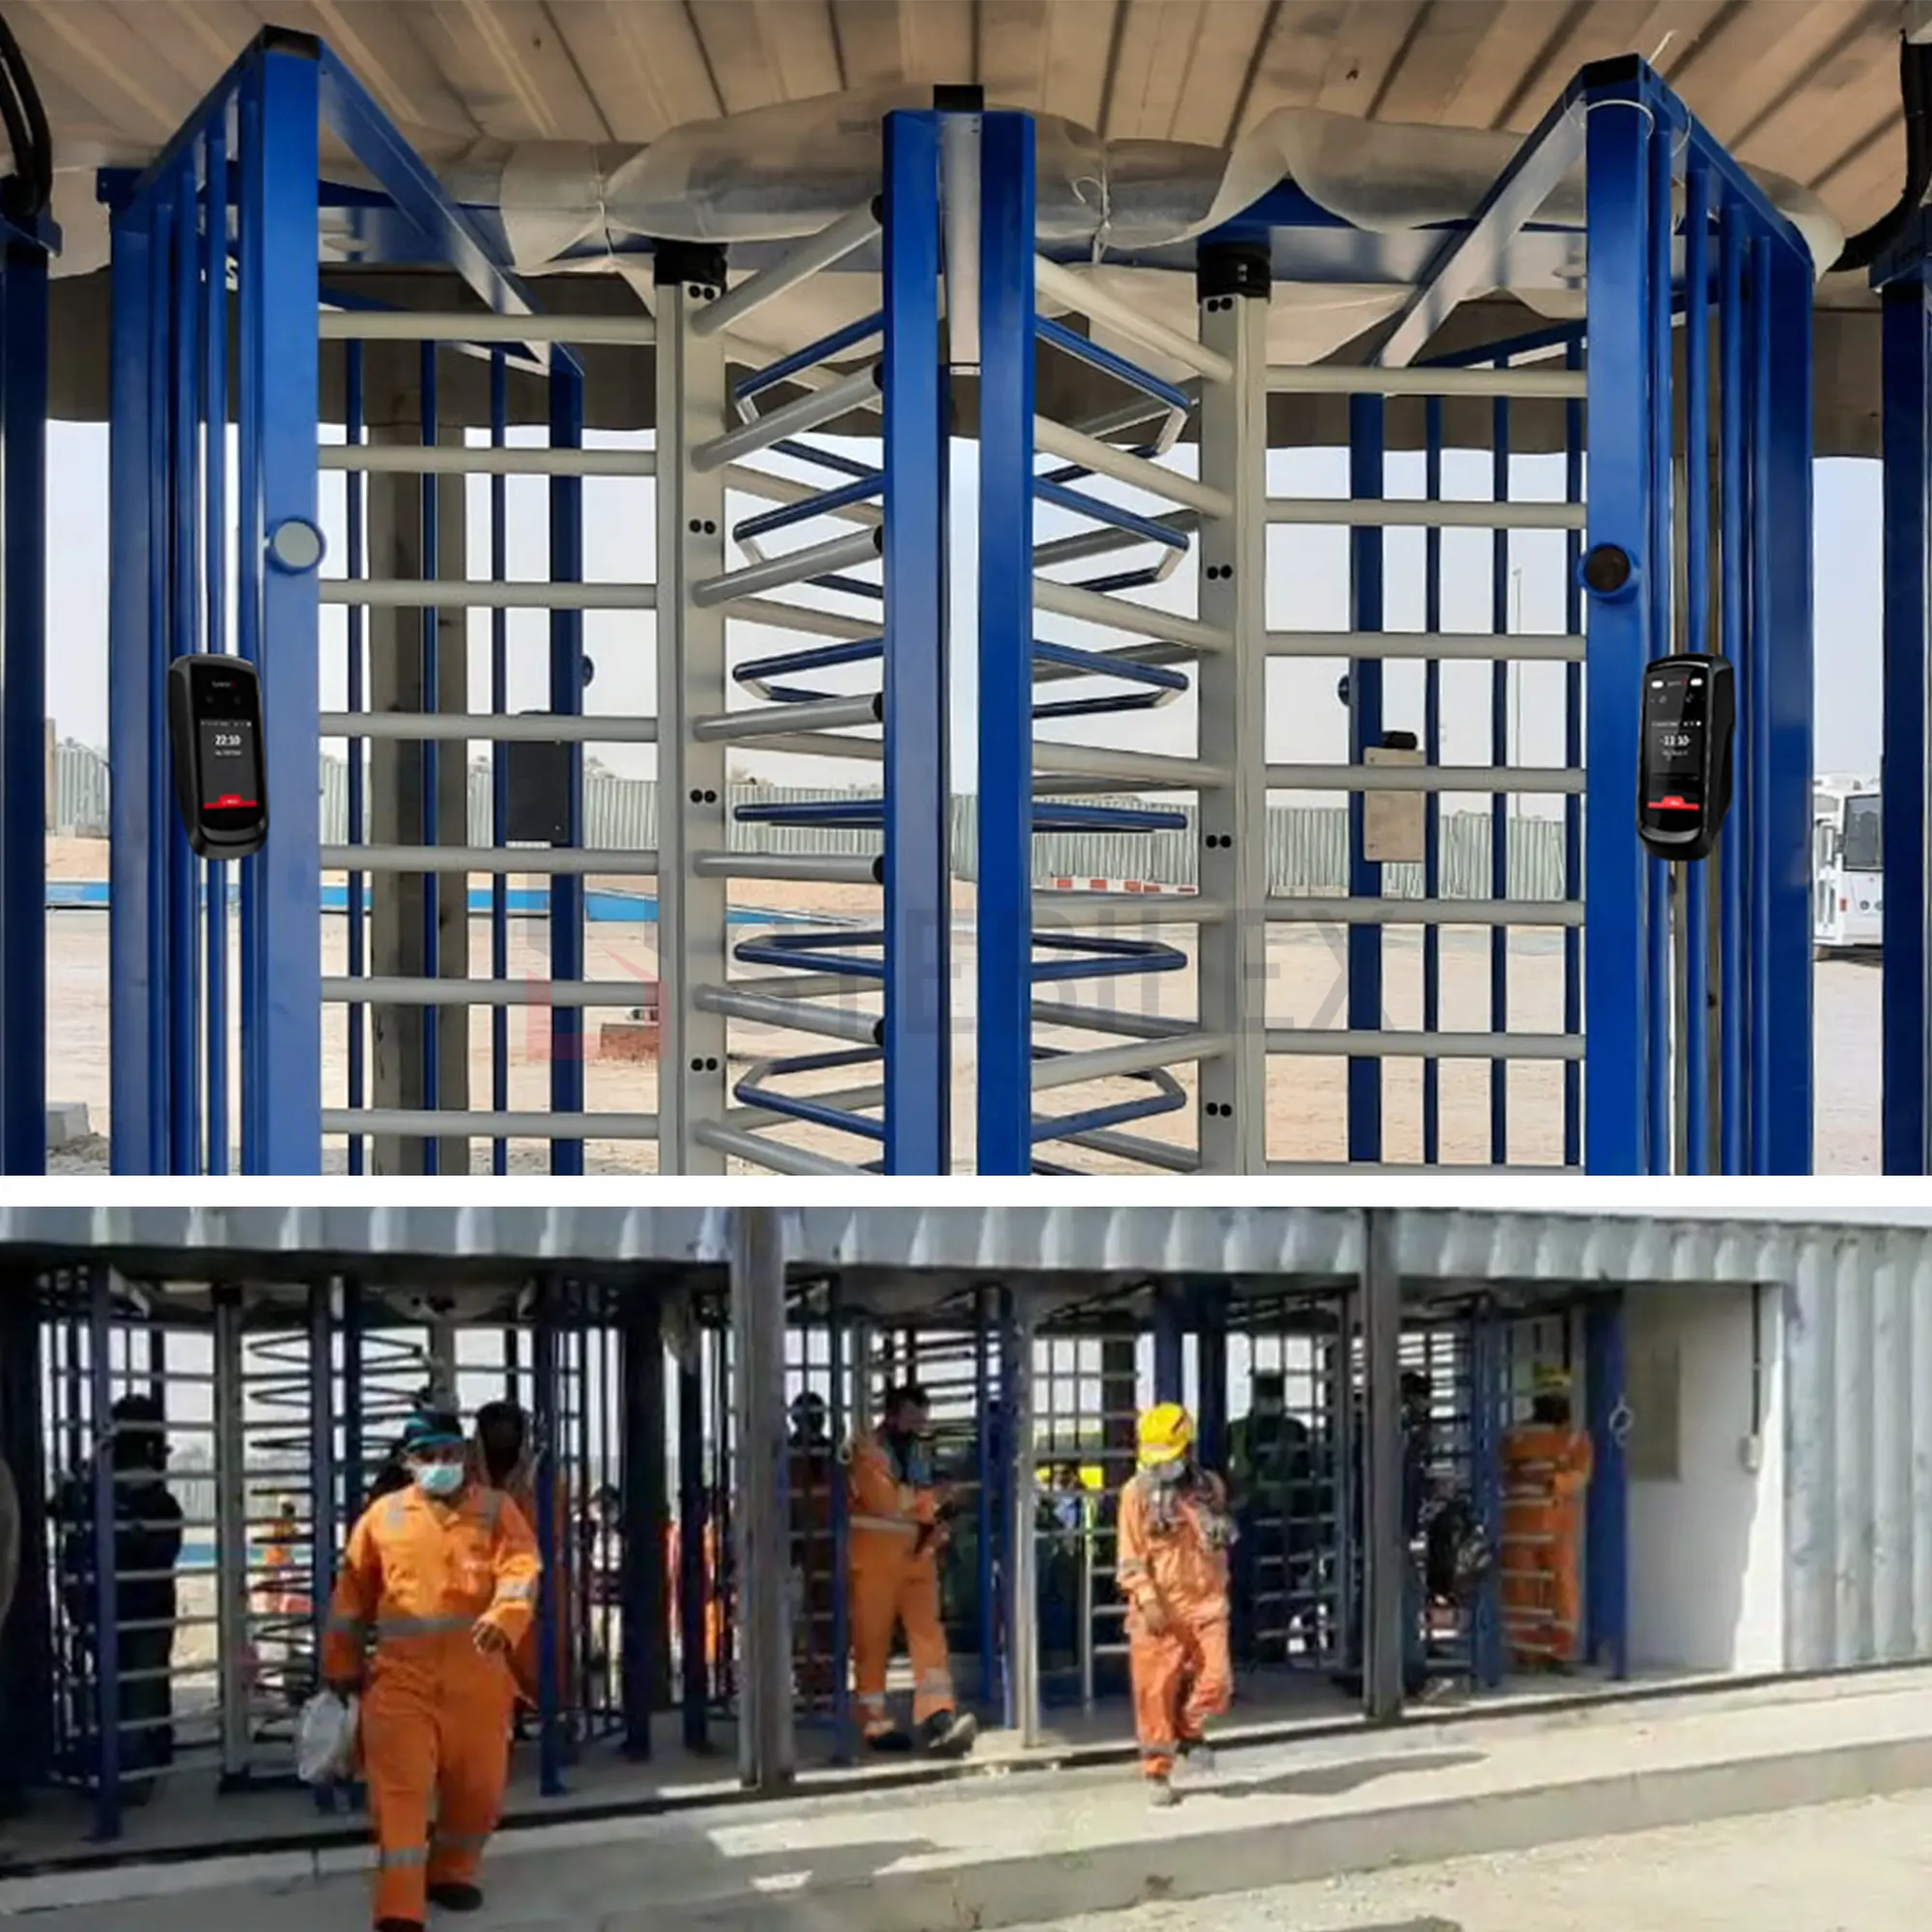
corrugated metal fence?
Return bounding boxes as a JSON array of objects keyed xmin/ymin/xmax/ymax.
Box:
[{"xmin": 56, "ymin": 745, "xmax": 1568, "ymax": 899}]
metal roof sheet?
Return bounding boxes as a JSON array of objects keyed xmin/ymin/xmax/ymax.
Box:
[{"xmin": 0, "ymin": 1203, "xmax": 1927, "ymax": 1292}]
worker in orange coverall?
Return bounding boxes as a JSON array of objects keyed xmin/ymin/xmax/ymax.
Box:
[
  {"xmin": 323, "ymin": 1408, "xmax": 541, "ymax": 1932},
  {"xmin": 846, "ymin": 1382, "xmax": 977, "ymax": 1757},
  {"xmin": 1118, "ymin": 1402, "xmax": 1236, "ymax": 1808},
  {"xmin": 1500, "ymin": 1367, "xmax": 1595, "ymax": 1671},
  {"xmin": 472, "ymin": 1401, "xmax": 572, "ymax": 1719}
]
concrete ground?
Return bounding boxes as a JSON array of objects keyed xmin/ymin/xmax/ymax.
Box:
[
  {"xmin": 12, "ymin": 1668, "xmax": 1932, "ymax": 1929},
  {"xmin": 39, "ymin": 836, "xmax": 1885, "ymax": 1173},
  {"xmin": 1043, "ymin": 1794, "xmax": 1932, "ymax": 1932}
]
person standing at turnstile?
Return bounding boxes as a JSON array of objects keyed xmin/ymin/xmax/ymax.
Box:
[
  {"xmin": 1500, "ymin": 1367, "xmax": 1594, "ymax": 1671},
  {"xmin": 845, "ymin": 1382, "xmax": 978, "ymax": 1757},
  {"xmin": 1117, "ymin": 1404, "xmax": 1235, "ymax": 1808},
  {"xmin": 323, "ymin": 1407, "xmax": 541, "ymax": 1932}
]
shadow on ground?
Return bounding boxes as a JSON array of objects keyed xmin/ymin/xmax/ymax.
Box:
[{"xmin": 1229, "ymin": 1748, "xmax": 1489, "ymax": 1799}]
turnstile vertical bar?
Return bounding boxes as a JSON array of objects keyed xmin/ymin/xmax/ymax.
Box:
[
  {"xmin": 242, "ymin": 44, "xmax": 323, "ymax": 1173},
  {"xmin": 975, "ymin": 108, "xmax": 1032, "ymax": 1177},
  {"xmin": 343, "ymin": 339, "xmax": 365, "ymax": 1174},
  {"xmin": 1682, "ymin": 162, "xmax": 1713, "ymax": 1175},
  {"xmin": 1422, "ymin": 398, "xmax": 1443, "ymax": 1165},
  {"xmin": 533, "ymin": 1283, "xmax": 565, "ymax": 1794},
  {"xmin": 1563, "ymin": 342, "xmax": 1583, "ymax": 1168},
  {"xmin": 489, "ymin": 351, "xmax": 509, "ymax": 1175},
  {"xmin": 1760, "ymin": 235, "xmax": 1815, "ymax": 1174},
  {"xmin": 0, "ymin": 206, "xmax": 49, "ymax": 1174},
  {"xmin": 204, "ymin": 121, "xmax": 231, "ymax": 1178},
  {"xmin": 1718, "ymin": 202, "xmax": 1748, "ymax": 1174},
  {"xmin": 550, "ymin": 361, "xmax": 588, "ymax": 1172},
  {"xmin": 1347, "ymin": 395, "xmax": 1385, "ymax": 1166},
  {"xmin": 88, "ymin": 1266, "xmax": 122, "ymax": 1840},
  {"xmin": 171, "ymin": 170, "xmax": 202, "ymax": 1176},
  {"xmin": 1645, "ymin": 116, "xmax": 1674, "ymax": 1176},
  {"xmin": 974, "ymin": 1286, "xmax": 998, "ymax": 1709},
  {"xmin": 828, "ymin": 1284, "xmax": 853, "ymax": 1762},
  {"xmin": 1748, "ymin": 238, "xmax": 1775, "ymax": 1174},
  {"xmin": 1882, "ymin": 259, "xmax": 1932, "ymax": 1173},
  {"xmin": 1581, "ymin": 74, "xmax": 1655, "ymax": 1176},
  {"xmin": 676, "ymin": 1335, "xmax": 707, "ymax": 1749},
  {"xmin": 1490, "ymin": 376, "xmax": 1510, "ymax": 1165},
  {"xmin": 1004, "ymin": 1293, "xmax": 1038, "ymax": 1747},
  {"xmin": 108, "ymin": 202, "xmax": 161, "ymax": 1175},
  {"xmin": 151, "ymin": 194, "xmax": 180, "ymax": 1168},
  {"xmin": 213, "ymin": 1288, "xmax": 249, "ymax": 1780},
  {"xmin": 620, "ymin": 1290, "xmax": 662, "ymax": 1756},
  {"xmin": 1360, "ymin": 1210, "xmax": 1402, "ymax": 1721}
]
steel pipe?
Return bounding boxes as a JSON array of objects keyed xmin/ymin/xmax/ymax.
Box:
[
  {"xmin": 321, "ymin": 580, "xmax": 655, "ymax": 610},
  {"xmin": 693, "ymin": 203, "xmax": 882, "ymax": 339},
  {"xmin": 1032, "ymin": 1031, "xmax": 1233, "ymax": 1091},
  {"xmin": 1033, "ymin": 577, "xmax": 1229, "ymax": 652},
  {"xmin": 318, "ymin": 310, "xmax": 657, "ymax": 345},
  {"xmin": 1264, "ymin": 1028, "xmax": 1584, "ymax": 1060},
  {"xmin": 692, "ymin": 527, "xmax": 881, "ymax": 607},
  {"xmin": 1034, "ymin": 257, "xmax": 1234, "ymax": 384},
  {"xmin": 1266, "ymin": 363, "xmax": 1586, "ymax": 398},
  {"xmin": 321, "ymin": 845, "xmax": 658, "ymax": 874},
  {"xmin": 1034, "ymin": 417, "xmax": 1234, "ymax": 520},
  {"xmin": 1265, "ymin": 896, "xmax": 1586, "ymax": 927},
  {"xmin": 724, "ymin": 460, "xmax": 882, "ymax": 526},
  {"xmin": 322, "ymin": 978, "xmax": 652, "ymax": 1007},
  {"xmin": 1265, "ymin": 763, "xmax": 1586, "ymax": 794},
  {"xmin": 321, "ymin": 444, "xmax": 655, "ymax": 477},
  {"xmin": 693, "ymin": 853, "xmax": 882, "ymax": 884},
  {"xmin": 1266, "ymin": 497, "xmax": 1586, "ymax": 530},
  {"xmin": 1266, "ymin": 629, "xmax": 1586, "ymax": 663},
  {"xmin": 695, "ymin": 696, "xmax": 879, "ymax": 739},
  {"xmin": 1033, "ymin": 741, "xmax": 1230, "ymax": 788},
  {"xmin": 323, "ymin": 1108, "xmax": 659, "ymax": 1137},
  {"xmin": 694, "ymin": 1122, "xmax": 870, "ymax": 1175},
  {"xmin": 693, "ymin": 984, "xmax": 882, "ymax": 1044},
  {"xmin": 693, "ymin": 366, "xmax": 881, "ymax": 471},
  {"xmin": 322, "ymin": 712, "xmax": 658, "ymax": 743}
]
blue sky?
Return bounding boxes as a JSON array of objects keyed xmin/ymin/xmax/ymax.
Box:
[{"xmin": 44, "ymin": 424, "xmax": 1884, "ymax": 794}]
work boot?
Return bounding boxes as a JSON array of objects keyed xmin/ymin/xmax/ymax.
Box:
[
  {"xmin": 1147, "ymin": 1775, "xmax": 1179, "ymax": 1809},
  {"xmin": 866, "ymin": 1727, "xmax": 914, "ymax": 1753},
  {"xmin": 376, "ymin": 1919, "xmax": 425, "ymax": 1932},
  {"xmin": 921, "ymin": 1710, "xmax": 978, "ymax": 1758},
  {"xmin": 1179, "ymin": 1740, "xmax": 1215, "ymax": 1775},
  {"xmin": 427, "ymin": 1883, "xmax": 484, "ymax": 1913}
]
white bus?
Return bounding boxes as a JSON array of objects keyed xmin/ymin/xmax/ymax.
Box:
[{"xmin": 1813, "ymin": 775, "xmax": 1882, "ymax": 958}]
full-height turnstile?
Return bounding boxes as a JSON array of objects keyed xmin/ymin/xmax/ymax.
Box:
[{"xmin": 972, "ymin": 58, "xmax": 1815, "ymax": 1176}]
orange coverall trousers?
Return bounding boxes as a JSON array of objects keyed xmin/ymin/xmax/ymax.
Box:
[
  {"xmin": 1500, "ymin": 1424, "xmax": 1593, "ymax": 1667},
  {"xmin": 323, "ymin": 1485, "xmax": 540, "ymax": 1928}
]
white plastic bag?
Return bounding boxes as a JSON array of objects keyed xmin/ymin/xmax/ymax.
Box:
[{"xmin": 296, "ymin": 1688, "xmax": 359, "ymax": 1787}]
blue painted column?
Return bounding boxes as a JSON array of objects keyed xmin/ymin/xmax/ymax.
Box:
[
  {"xmin": 976, "ymin": 111, "xmax": 1037, "ymax": 1177},
  {"xmin": 239, "ymin": 44, "xmax": 323, "ymax": 1173},
  {"xmin": 1580, "ymin": 78, "xmax": 1657, "ymax": 1176},
  {"xmin": 1881, "ymin": 257, "xmax": 1932, "ymax": 1174},
  {"xmin": 881, "ymin": 109, "xmax": 952, "ymax": 1175},
  {"xmin": 1347, "ymin": 396, "xmax": 1384, "ymax": 1165},
  {"xmin": 0, "ymin": 219, "xmax": 50, "ymax": 1174}
]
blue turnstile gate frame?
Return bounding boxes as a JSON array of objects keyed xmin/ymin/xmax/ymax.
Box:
[{"xmin": 974, "ymin": 54, "xmax": 1815, "ymax": 1176}]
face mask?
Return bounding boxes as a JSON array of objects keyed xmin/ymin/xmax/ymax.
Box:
[
  {"xmin": 414, "ymin": 1463, "xmax": 464, "ymax": 1498},
  {"xmin": 1147, "ymin": 1459, "xmax": 1186, "ymax": 1487}
]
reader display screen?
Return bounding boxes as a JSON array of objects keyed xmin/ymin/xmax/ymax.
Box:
[
  {"xmin": 1643, "ymin": 663, "xmax": 1707, "ymax": 813},
  {"xmin": 190, "ymin": 662, "xmax": 263, "ymax": 825}
]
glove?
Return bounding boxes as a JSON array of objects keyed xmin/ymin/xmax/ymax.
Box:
[
  {"xmin": 1137, "ymin": 1596, "xmax": 1169, "ymax": 1636},
  {"xmin": 472, "ymin": 1619, "xmax": 512, "ymax": 1657}
]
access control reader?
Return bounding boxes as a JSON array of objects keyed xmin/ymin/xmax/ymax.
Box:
[
  {"xmin": 167, "ymin": 653, "xmax": 269, "ymax": 858},
  {"xmin": 1636, "ymin": 653, "xmax": 1734, "ymax": 862}
]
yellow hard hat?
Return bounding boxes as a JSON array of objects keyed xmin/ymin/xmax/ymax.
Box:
[
  {"xmin": 1137, "ymin": 1402, "xmax": 1194, "ymax": 1468},
  {"xmin": 1533, "ymin": 1365, "xmax": 1572, "ymax": 1393}
]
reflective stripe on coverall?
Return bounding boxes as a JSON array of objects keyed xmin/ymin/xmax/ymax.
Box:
[
  {"xmin": 847, "ymin": 1431, "xmax": 955, "ymax": 1736},
  {"xmin": 322, "ymin": 1485, "xmax": 541, "ymax": 1927},
  {"xmin": 1499, "ymin": 1425, "xmax": 1593, "ymax": 1663},
  {"xmin": 1117, "ymin": 1469, "xmax": 1233, "ymax": 1777}
]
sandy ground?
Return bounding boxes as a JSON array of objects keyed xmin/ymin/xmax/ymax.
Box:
[
  {"xmin": 43, "ymin": 835, "xmax": 1881, "ymax": 1174},
  {"xmin": 1039, "ymin": 1792, "xmax": 1932, "ymax": 1932}
]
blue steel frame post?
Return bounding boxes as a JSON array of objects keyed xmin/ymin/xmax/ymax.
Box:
[
  {"xmin": 1879, "ymin": 216, "xmax": 1932, "ymax": 1174},
  {"xmin": 653, "ymin": 245, "xmax": 730, "ymax": 1174},
  {"xmin": 975, "ymin": 111, "xmax": 1035, "ymax": 1177},
  {"xmin": 1581, "ymin": 75, "xmax": 1660, "ymax": 1176},
  {"xmin": 87, "ymin": 1266, "xmax": 122, "ymax": 1840},
  {"xmin": 881, "ymin": 109, "xmax": 952, "ymax": 1174},
  {"xmin": 676, "ymin": 1334, "xmax": 708, "ymax": 1750},
  {"xmin": 0, "ymin": 211, "xmax": 52, "ymax": 1174},
  {"xmin": 548, "ymin": 368, "xmax": 587, "ymax": 1172},
  {"xmin": 1468, "ymin": 1304, "xmax": 1505, "ymax": 1688},
  {"xmin": 1346, "ymin": 397, "xmax": 1385, "ymax": 1164},
  {"xmin": 618, "ymin": 1290, "xmax": 663, "ymax": 1758},
  {"xmin": 1151, "ymin": 1289, "xmax": 1185, "ymax": 1405},
  {"xmin": 240, "ymin": 43, "xmax": 324, "ymax": 1172}
]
